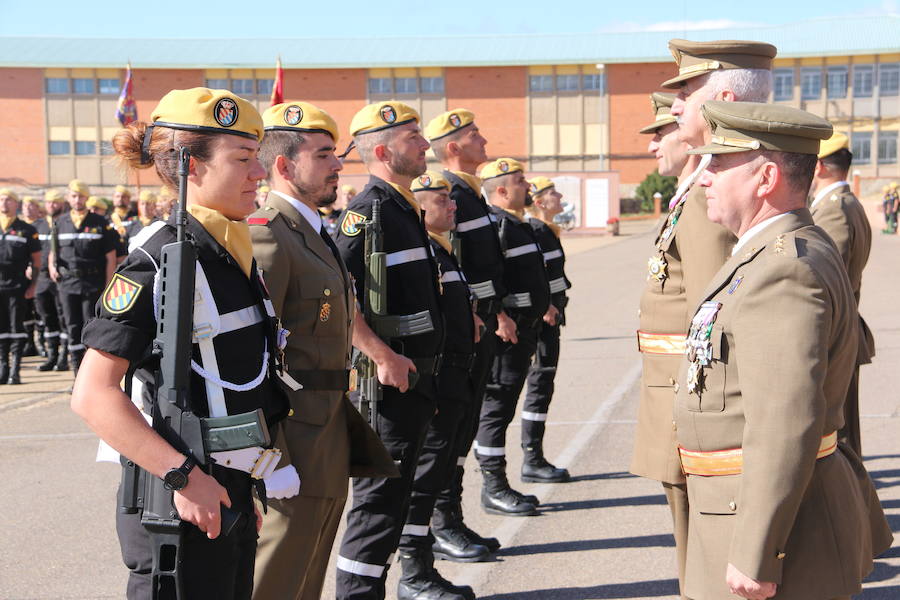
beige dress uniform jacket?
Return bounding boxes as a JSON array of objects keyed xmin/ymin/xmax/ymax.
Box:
[
  {"xmin": 632, "ymin": 182, "xmax": 736, "ymax": 483},
  {"xmin": 674, "ymin": 210, "xmax": 891, "ymax": 600}
]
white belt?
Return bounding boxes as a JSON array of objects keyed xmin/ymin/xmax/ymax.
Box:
[
  {"xmin": 549, "ymin": 277, "xmax": 568, "ymax": 293},
  {"xmin": 456, "ymin": 215, "xmax": 491, "ymax": 233},
  {"xmin": 543, "ymin": 249, "xmax": 563, "ymax": 261},
  {"xmin": 386, "ymin": 247, "xmax": 428, "ymax": 267},
  {"xmin": 38, "ymin": 234, "xmax": 51, "ymax": 241},
  {"xmin": 440, "ymin": 270, "xmax": 462, "ymax": 283},
  {"xmin": 210, "ymin": 446, "xmax": 282, "ymax": 480},
  {"xmin": 57, "ymin": 232, "xmax": 103, "ymax": 240},
  {"xmin": 505, "ymin": 243, "xmax": 539, "ymax": 259},
  {"xmin": 2, "ymin": 235, "xmax": 26, "ymax": 244}
]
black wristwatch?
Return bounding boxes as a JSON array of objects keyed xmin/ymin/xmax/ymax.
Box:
[{"xmin": 163, "ymin": 455, "xmax": 196, "ymax": 491}]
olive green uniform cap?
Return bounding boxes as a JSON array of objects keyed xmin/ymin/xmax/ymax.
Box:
[
  {"xmin": 687, "ymin": 101, "xmax": 833, "ymax": 156},
  {"xmin": 638, "ymin": 92, "xmax": 677, "ymax": 134},
  {"xmin": 662, "ymin": 39, "xmax": 777, "ymax": 89}
]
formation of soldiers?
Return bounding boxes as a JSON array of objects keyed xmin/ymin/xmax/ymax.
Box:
[{"xmin": 15, "ymin": 30, "xmax": 883, "ymax": 600}]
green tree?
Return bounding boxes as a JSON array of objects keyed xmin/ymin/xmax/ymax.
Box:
[{"xmin": 635, "ymin": 170, "xmax": 678, "ymax": 213}]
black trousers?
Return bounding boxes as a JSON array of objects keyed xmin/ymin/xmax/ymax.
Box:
[
  {"xmin": 400, "ymin": 367, "xmax": 473, "ymax": 551},
  {"xmin": 475, "ymin": 322, "xmax": 540, "ymax": 470},
  {"xmin": 336, "ymin": 383, "xmax": 437, "ymax": 600},
  {"xmin": 34, "ymin": 284, "xmax": 66, "ymax": 341},
  {"xmin": 59, "ymin": 289, "xmax": 100, "ymax": 353},
  {"xmin": 521, "ymin": 321, "xmax": 561, "ymax": 448},
  {"xmin": 433, "ymin": 314, "xmax": 498, "ymax": 524},
  {"xmin": 116, "ymin": 496, "xmax": 258, "ymax": 599},
  {"xmin": 0, "ymin": 290, "xmax": 27, "ymax": 344}
]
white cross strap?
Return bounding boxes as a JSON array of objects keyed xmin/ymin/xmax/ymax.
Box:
[
  {"xmin": 455, "ymin": 215, "xmax": 491, "ymax": 233},
  {"xmin": 385, "ymin": 246, "xmax": 428, "ymax": 267},
  {"xmin": 2, "ymin": 235, "xmax": 27, "ymax": 244},
  {"xmin": 57, "ymin": 232, "xmax": 103, "ymax": 240},
  {"xmin": 440, "ymin": 270, "xmax": 462, "ymax": 283},
  {"xmin": 543, "ymin": 249, "xmax": 563, "ymax": 261},
  {"xmin": 504, "ymin": 243, "xmax": 539, "ymax": 259}
]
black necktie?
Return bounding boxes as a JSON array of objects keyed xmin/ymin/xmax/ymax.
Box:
[{"xmin": 319, "ymin": 226, "xmax": 342, "ymax": 264}]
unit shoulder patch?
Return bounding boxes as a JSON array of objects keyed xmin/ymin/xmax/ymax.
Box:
[
  {"xmin": 340, "ymin": 210, "xmax": 367, "ymax": 237},
  {"xmin": 102, "ymin": 272, "xmax": 143, "ymax": 314}
]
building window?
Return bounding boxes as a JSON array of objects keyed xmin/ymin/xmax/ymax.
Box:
[
  {"xmin": 394, "ymin": 77, "xmax": 418, "ymax": 95},
  {"xmin": 582, "ymin": 73, "xmax": 604, "ymax": 92},
  {"xmin": 45, "ymin": 78, "xmax": 69, "ymax": 94},
  {"xmin": 231, "ymin": 79, "xmax": 254, "ymax": 95},
  {"xmin": 826, "ymin": 66, "xmax": 848, "ymax": 99},
  {"xmin": 206, "ymin": 78, "xmax": 229, "ymax": 90},
  {"xmin": 800, "ymin": 68, "xmax": 821, "ymax": 100},
  {"xmin": 529, "ymin": 75, "xmax": 554, "ymax": 92},
  {"xmin": 556, "ymin": 74, "xmax": 579, "ymax": 91},
  {"xmin": 48, "ymin": 141, "xmax": 70, "ymax": 155},
  {"xmin": 98, "ymin": 78, "xmax": 120, "ymax": 95},
  {"xmin": 75, "ymin": 141, "xmax": 96, "ymax": 155},
  {"xmin": 100, "ymin": 141, "xmax": 114, "ymax": 155},
  {"xmin": 420, "ymin": 76, "xmax": 444, "ymax": 94},
  {"xmin": 880, "ymin": 63, "xmax": 900, "ymax": 97},
  {"xmin": 257, "ymin": 79, "xmax": 274, "ymax": 95},
  {"xmin": 368, "ymin": 77, "xmax": 392, "ymax": 95},
  {"xmin": 72, "ymin": 78, "xmax": 95, "ymax": 94},
  {"xmin": 853, "ymin": 65, "xmax": 874, "ymax": 98},
  {"xmin": 851, "ymin": 132, "xmax": 872, "ymax": 164},
  {"xmin": 773, "ymin": 69, "xmax": 794, "ymax": 101},
  {"xmin": 878, "ymin": 131, "xmax": 898, "ymax": 164}
]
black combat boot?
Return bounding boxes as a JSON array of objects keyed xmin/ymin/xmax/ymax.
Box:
[
  {"xmin": 397, "ymin": 548, "xmax": 476, "ymax": 600},
  {"xmin": 22, "ymin": 324, "xmax": 37, "ymax": 357},
  {"xmin": 8, "ymin": 340, "xmax": 23, "ymax": 384},
  {"xmin": 433, "ymin": 507, "xmax": 501, "ymax": 554},
  {"xmin": 480, "ymin": 467, "xmax": 537, "ymax": 516},
  {"xmin": 432, "ymin": 524, "xmax": 490, "ymax": 563},
  {"xmin": 36, "ymin": 323, "xmax": 46, "ymax": 357},
  {"xmin": 55, "ymin": 345, "xmax": 70, "ymax": 371},
  {"xmin": 70, "ymin": 348, "xmax": 85, "ymax": 377},
  {"xmin": 37, "ymin": 337, "xmax": 58, "ymax": 372},
  {"xmin": 521, "ymin": 444, "xmax": 570, "ymax": 483},
  {"xmin": 0, "ymin": 340, "xmax": 10, "ymax": 384}
]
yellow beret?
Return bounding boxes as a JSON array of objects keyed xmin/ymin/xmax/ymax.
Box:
[
  {"xmin": 639, "ymin": 92, "xmax": 677, "ymax": 134},
  {"xmin": 891, "ymin": 182, "xmax": 898, "ymax": 189},
  {"xmin": 350, "ymin": 100, "xmax": 420, "ymax": 137},
  {"xmin": 158, "ymin": 186, "xmax": 175, "ymax": 199},
  {"xmin": 86, "ymin": 196, "xmax": 108, "ymax": 210},
  {"xmin": 662, "ymin": 39, "xmax": 777, "ymax": 88},
  {"xmin": 139, "ymin": 190, "xmax": 157, "ymax": 202},
  {"xmin": 22, "ymin": 195, "xmax": 40, "ymax": 205},
  {"xmin": 817, "ymin": 131, "xmax": 849, "ymax": 159},
  {"xmin": 341, "ymin": 184, "xmax": 357, "ymax": 194},
  {"xmin": 44, "ymin": 189, "xmax": 64, "ymax": 202},
  {"xmin": 424, "ymin": 109, "xmax": 475, "ymax": 141},
  {"xmin": 114, "ymin": 184, "xmax": 130, "ymax": 195},
  {"xmin": 257, "ymin": 185, "xmax": 270, "ymax": 194},
  {"xmin": 0, "ymin": 188, "xmax": 18, "ymax": 202},
  {"xmin": 411, "ymin": 171, "xmax": 450, "ymax": 192},
  {"xmin": 528, "ymin": 177, "xmax": 555, "ymax": 196},
  {"xmin": 68, "ymin": 179, "xmax": 89, "ymax": 196},
  {"xmin": 480, "ymin": 158, "xmax": 524, "ymax": 181},
  {"xmin": 151, "ymin": 87, "xmax": 264, "ymax": 142},
  {"xmin": 263, "ymin": 101, "xmax": 339, "ymax": 143}
]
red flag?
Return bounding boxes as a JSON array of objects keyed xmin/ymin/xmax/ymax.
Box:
[
  {"xmin": 270, "ymin": 56, "xmax": 284, "ymax": 106},
  {"xmin": 116, "ymin": 63, "xmax": 137, "ymax": 126}
]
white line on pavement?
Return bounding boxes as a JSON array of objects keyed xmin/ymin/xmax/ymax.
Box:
[
  {"xmin": 452, "ymin": 360, "xmax": 642, "ymax": 590},
  {"xmin": 0, "ymin": 432, "xmax": 96, "ymax": 442}
]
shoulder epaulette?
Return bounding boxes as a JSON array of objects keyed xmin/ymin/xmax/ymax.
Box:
[{"xmin": 247, "ymin": 208, "xmax": 275, "ymax": 226}]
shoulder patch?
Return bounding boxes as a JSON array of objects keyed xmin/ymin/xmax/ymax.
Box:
[
  {"xmin": 102, "ymin": 272, "xmax": 143, "ymax": 314},
  {"xmin": 247, "ymin": 217, "xmax": 272, "ymax": 226},
  {"xmin": 340, "ymin": 210, "xmax": 367, "ymax": 237}
]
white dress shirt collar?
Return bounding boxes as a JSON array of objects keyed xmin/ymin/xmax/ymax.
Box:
[
  {"xmin": 270, "ymin": 190, "xmax": 323, "ymax": 233},
  {"xmin": 731, "ymin": 212, "xmax": 793, "ymax": 256},
  {"xmin": 811, "ymin": 180, "xmax": 849, "ymax": 210}
]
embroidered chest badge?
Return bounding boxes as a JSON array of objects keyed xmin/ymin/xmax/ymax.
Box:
[
  {"xmin": 102, "ymin": 273, "xmax": 143, "ymax": 314},
  {"xmin": 727, "ymin": 275, "xmax": 743, "ymax": 295},
  {"xmin": 647, "ymin": 255, "xmax": 668, "ymax": 282}
]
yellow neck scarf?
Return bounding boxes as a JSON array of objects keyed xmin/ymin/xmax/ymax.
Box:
[
  {"xmin": 187, "ymin": 204, "xmax": 253, "ymax": 278},
  {"xmin": 500, "ymin": 206, "xmax": 525, "ymax": 221},
  {"xmin": 0, "ymin": 216, "xmax": 13, "ymax": 231},
  {"xmin": 139, "ymin": 216, "xmax": 154, "ymax": 226},
  {"xmin": 70, "ymin": 210, "xmax": 86, "ymax": 229},
  {"xmin": 451, "ymin": 170, "xmax": 482, "ymax": 195},
  {"xmin": 115, "ymin": 207, "xmax": 130, "ymax": 219},
  {"xmin": 427, "ymin": 231, "xmax": 452, "ymax": 254},
  {"xmin": 387, "ymin": 182, "xmax": 422, "ymax": 219}
]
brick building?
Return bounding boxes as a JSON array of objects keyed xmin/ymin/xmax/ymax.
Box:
[{"xmin": 1, "ymin": 16, "xmax": 897, "ymax": 227}]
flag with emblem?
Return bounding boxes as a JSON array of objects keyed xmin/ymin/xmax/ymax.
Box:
[
  {"xmin": 270, "ymin": 56, "xmax": 284, "ymax": 107},
  {"xmin": 115, "ymin": 63, "xmax": 137, "ymax": 126},
  {"xmin": 341, "ymin": 210, "xmax": 367, "ymax": 236},
  {"xmin": 102, "ymin": 273, "xmax": 143, "ymax": 314}
]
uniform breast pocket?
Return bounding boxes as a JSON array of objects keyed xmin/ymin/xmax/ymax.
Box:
[{"xmin": 687, "ymin": 325, "xmax": 728, "ymax": 412}]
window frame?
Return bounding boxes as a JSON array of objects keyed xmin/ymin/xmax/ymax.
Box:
[
  {"xmin": 773, "ymin": 69, "xmax": 794, "ymax": 101},
  {"xmin": 800, "ymin": 67, "xmax": 822, "ymax": 101},
  {"xmin": 367, "ymin": 77, "xmax": 393, "ymax": 95},
  {"xmin": 529, "ymin": 75, "xmax": 554, "ymax": 93},
  {"xmin": 45, "ymin": 77, "xmax": 70, "ymax": 94},
  {"xmin": 877, "ymin": 131, "xmax": 898, "ymax": 164},
  {"xmin": 851, "ymin": 132, "xmax": 872, "ymax": 164},
  {"xmin": 879, "ymin": 63, "xmax": 900, "ymax": 97},
  {"xmin": 826, "ymin": 66, "xmax": 848, "ymax": 99},
  {"xmin": 556, "ymin": 74, "xmax": 580, "ymax": 92},
  {"xmin": 853, "ymin": 65, "xmax": 875, "ymax": 98},
  {"xmin": 48, "ymin": 140, "xmax": 71, "ymax": 155},
  {"xmin": 71, "ymin": 78, "xmax": 96, "ymax": 95}
]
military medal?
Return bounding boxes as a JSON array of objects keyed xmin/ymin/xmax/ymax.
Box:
[
  {"xmin": 647, "ymin": 255, "xmax": 668, "ymax": 282},
  {"xmin": 319, "ymin": 302, "xmax": 331, "ymax": 322},
  {"xmin": 685, "ymin": 301, "xmax": 722, "ymax": 394}
]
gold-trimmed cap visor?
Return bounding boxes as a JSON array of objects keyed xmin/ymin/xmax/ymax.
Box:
[{"xmin": 662, "ymin": 39, "xmax": 777, "ymax": 88}]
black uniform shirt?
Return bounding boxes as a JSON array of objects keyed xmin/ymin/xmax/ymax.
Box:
[
  {"xmin": 320, "ymin": 208, "xmax": 342, "ymax": 237},
  {"xmin": 0, "ymin": 218, "xmax": 40, "ymax": 293},
  {"xmin": 333, "ymin": 175, "xmax": 444, "ymax": 361},
  {"xmin": 33, "ymin": 217, "xmax": 56, "ymax": 294},
  {"xmin": 429, "ymin": 237, "xmax": 473, "ymax": 359},
  {"xmin": 55, "ymin": 211, "xmax": 118, "ymax": 294},
  {"xmin": 528, "ymin": 218, "xmax": 571, "ymax": 310},
  {"xmin": 492, "ymin": 206, "xmax": 550, "ymax": 322},
  {"xmin": 83, "ymin": 213, "xmax": 288, "ymax": 425},
  {"xmin": 443, "ymin": 171, "xmax": 506, "ymax": 306}
]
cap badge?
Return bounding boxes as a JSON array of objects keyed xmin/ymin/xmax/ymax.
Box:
[
  {"xmin": 419, "ymin": 174, "xmax": 432, "ymax": 187},
  {"xmin": 498, "ymin": 160, "xmax": 509, "ymax": 173},
  {"xmin": 214, "ymin": 98, "xmax": 239, "ymax": 128},
  {"xmin": 284, "ymin": 105, "xmax": 303, "ymax": 126},
  {"xmin": 530, "ymin": 183, "xmax": 538, "ymax": 193},
  {"xmin": 449, "ymin": 113, "xmax": 462, "ymax": 128},
  {"xmin": 380, "ymin": 105, "xmax": 397, "ymax": 124}
]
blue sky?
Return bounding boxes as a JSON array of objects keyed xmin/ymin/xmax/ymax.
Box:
[{"xmin": 1, "ymin": 0, "xmax": 897, "ymax": 37}]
